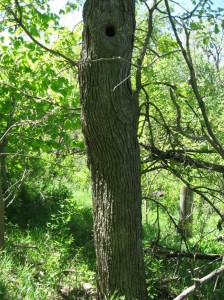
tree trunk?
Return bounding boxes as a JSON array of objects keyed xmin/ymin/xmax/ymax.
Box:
[
  {"xmin": 0, "ymin": 135, "xmax": 9, "ymax": 249},
  {"xmin": 79, "ymin": 0, "xmax": 148, "ymax": 299},
  {"xmin": 0, "ymin": 153, "xmax": 8, "ymax": 194},
  {"xmin": 0, "ymin": 159, "xmax": 4, "ymax": 248},
  {"xmin": 179, "ymin": 186, "xmax": 194, "ymax": 238}
]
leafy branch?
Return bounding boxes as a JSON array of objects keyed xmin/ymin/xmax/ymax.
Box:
[{"xmin": 7, "ymin": 0, "xmax": 79, "ymax": 67}]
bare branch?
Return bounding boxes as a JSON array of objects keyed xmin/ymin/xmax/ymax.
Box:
[
  {"xmin": 149, "ymin": 246, "xmax": 223, "ymax": 261},
  {"xmin": 141, "ymin": 144, "xmax": 224, "ymax": 174},
  {"xmin": 174, "ymin": 265, "xmax": 224, "ymax": 300},
  {"xmin": 134, "ymin": 1, "xmax": 161, "ymax": 99},
  {"xmin": 164, "ymin": 0, "xmax": 224, "ymax": 157}
]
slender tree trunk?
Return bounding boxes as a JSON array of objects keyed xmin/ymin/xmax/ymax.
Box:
[
  {"xmin": 79, "ymin": 0, "xmax": 148, "ymax": 299},
  {"xmin": 0, "ymin": 137, "xmax": 9, "ymax": 249},
  {"xmin": 0, "ymin": 159, "xmax": 4, "ymax": 248},
  {"xmin": 1, "ymin": 154, "xmax": 8, "ymax": 193},
  {"xmin": 179, "ymin": 186, "xmax": 194, "ymax": 238}
]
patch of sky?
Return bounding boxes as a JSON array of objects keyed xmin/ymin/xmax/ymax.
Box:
[{"xmin": 49, "ymin": 0, "xmax": 83, "ymax": 29}]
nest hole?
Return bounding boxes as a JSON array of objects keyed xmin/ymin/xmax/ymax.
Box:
[{"xmin": 105, "ymin": 25, "xmax": 116, "ymax": 37}]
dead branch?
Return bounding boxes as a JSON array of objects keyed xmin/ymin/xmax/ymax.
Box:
[
  {"xmin": 150, "ymin": 247, "xmax": 223, "ymax": 261},
  {"xmin": 174, "ymin": 264, "xmax": 224, "ymax": 300},
  {"xmin": 141, "ymin": 143, "xmax": 224, "ymax": 174}
]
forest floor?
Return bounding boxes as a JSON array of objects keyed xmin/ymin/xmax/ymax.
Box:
[{"xmin": 0, "ymin": 184, "xmax": 223, "ymax": 300}]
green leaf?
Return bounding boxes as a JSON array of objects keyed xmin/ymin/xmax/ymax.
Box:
[
  {"xmin": 8, "ymin": 27, "xmax": 15, "ymax": 34},
  {"xmin": 214, "ymin": 24, "xmax": 220, "ymax": 34},
  {"xmin": 64, "ymin": 119, "xmax": 74, "ymax": 130},
  {"xmin": 64, "ymin": 118, "xmax": 81, "ymax": 131},
  {"xmin": 59, "ymin": 9, "xmax": 65, "ymax": 15},
  {"xmin": 30, "ymin": 24, "xmax": 40, "ymax": 37},
  {"xmin": 203, "ymin": 37, "xmax": 209, "ymax": 45},
  {"xmin": 2, "ymin": 45, "xmax": 8, "ymax": 51},
  {"xmin": 65, "ymin": 4, "xmax": 77, "ymax": 13},
  {"xmin": 13, "ymin": 39, "xmax": 21, "ymax": 49},
  {"xmin": 75, "ymin": 141, "xmax": 85, "ymax": 150},
  {"xmin": 190, "ymin": 22, "xmax": 201, "ymax": 30}
]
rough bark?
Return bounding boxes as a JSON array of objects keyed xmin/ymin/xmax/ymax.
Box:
[{"xmin": 79, "ymin": 0, "xmax": 148, "ymax": 299}]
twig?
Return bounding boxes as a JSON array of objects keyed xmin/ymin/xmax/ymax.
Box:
[
  {"xmin": 10, "ymin": 243, "xmax": 42, "ymax": 255},
  {"xmin": 112, "ymin": 74, "xmax": 131, "ymax": 91}
]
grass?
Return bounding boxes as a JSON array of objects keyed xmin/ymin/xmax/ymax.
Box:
[
  {"xmin": 1, "ymin": 178, "xmax": 223, "ymax": 299},
  {"xmin": 1, "ymin": 183, "xmax": 95, "ymax": 300}
]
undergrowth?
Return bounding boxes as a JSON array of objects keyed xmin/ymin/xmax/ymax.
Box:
[
  {"xmin": 1, "ymin": 180, "xmax": 95, "ymax": 300},
  {"xmin": 1, "ymin": 172, "xmax": 223, "ymax": 299}
]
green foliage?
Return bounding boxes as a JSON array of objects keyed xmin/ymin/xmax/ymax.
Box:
[
  {"xmin": 104, "ymin": 294, "xmax": 125, "ymax": 300},
  {"xmin": 48, "ymin": 197, "xmax": 94, "ymax": 251},
  {"xmin": 6, "ymin": 183, "xmax": 71, "ymax": 227},
  {"xmin": 0, "ymin": 153, "xmax": 94, "ymax": 300}
]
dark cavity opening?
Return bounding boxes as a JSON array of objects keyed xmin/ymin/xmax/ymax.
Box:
[{"xmin": 105, "ymin": 25, "xmax": 116, "ymax": 37}]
